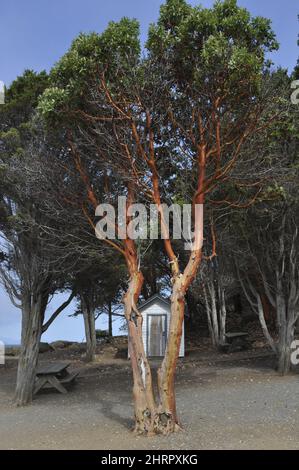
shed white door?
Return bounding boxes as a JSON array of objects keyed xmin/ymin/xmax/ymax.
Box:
[{"xmin": 147, "ymin": 314, "xmax": 167, "ymax": 356}]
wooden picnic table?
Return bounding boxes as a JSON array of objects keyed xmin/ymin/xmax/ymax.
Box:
[
  {"xmin": 34, "ymin": 362, "xmax": 79, "ymax": 396},
  {"xmin": 225, "ymin": 332, "xmax": 249, "ymax": 342},
  {"xmin": 219, "ymin": 332, "xmax": 250, "ymax": 353}
]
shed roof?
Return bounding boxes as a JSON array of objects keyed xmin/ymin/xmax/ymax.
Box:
[{"xmin": 138, "ymin": 294, "xmax": 170, "ymax": 312}]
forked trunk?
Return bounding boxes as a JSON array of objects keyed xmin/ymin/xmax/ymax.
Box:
[
  {"xmin": 15, "ymin": 298, "xmax": 44, "ymax": 406},
  {"xmin": 143, "ymin": 118, "xmax": 204, "ymax": 434},
  {"xmin": 203, "ymin": 280, "xmax": 226, "ymax": 348}
]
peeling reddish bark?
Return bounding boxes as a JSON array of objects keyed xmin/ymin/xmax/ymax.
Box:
[
  {"xmin": 124, "ymin": 268, "xmax": 157, "ymax": 433},
  {"xmin": 157, "ymin": 248, "xmax": 203, "ymax": 431}
]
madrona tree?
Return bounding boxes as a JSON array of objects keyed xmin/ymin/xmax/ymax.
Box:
[{"xmin": 39, "ymin": 0, "xmax": 281, "ymax": 433}]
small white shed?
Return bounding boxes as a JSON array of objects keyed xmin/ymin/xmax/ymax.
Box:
[{"xmin": 133, "ymin": 294, "xmax": 185, "ymax": 358}]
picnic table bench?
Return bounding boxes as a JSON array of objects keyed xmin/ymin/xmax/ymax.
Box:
[
  {"xmin": 34, "ymin": 362, "xmax": 79, "ymax": 396},
  {"xmin": 219, "ymin": 332, "xmax": 250, "ymax": 353}
]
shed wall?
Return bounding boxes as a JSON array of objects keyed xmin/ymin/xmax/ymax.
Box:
[{"xmin": 141, "ymin": 300, "xmax": 184, "ymax": 357}]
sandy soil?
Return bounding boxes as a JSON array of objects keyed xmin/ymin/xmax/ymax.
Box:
[{"xmin": 0, "ymin": 343, "xmax": 299, "ymax": 450}]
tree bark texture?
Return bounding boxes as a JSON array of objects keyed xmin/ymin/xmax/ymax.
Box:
[{"xmin": 15, "ymin": 292, "xmax": 48, "ymax": 406}]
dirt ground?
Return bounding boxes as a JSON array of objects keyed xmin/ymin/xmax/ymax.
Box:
[{"xmin": 1, "ymin": 340, "xmax": 299, "ymax": 450}]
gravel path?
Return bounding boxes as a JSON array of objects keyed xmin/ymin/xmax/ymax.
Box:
[{"xmin": 0, "ymin": 358, "xmax": 299, "ymax": 450}]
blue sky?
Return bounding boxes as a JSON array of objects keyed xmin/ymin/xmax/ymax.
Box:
[
  {"xmin": 0, "ymin": 0, "xmax": 298, "ymax": 343},
  {"xmin": 0, "ymin": 0, "xmax": 298, "ymax": 86}
]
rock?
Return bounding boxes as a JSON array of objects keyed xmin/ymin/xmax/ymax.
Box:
[
  {"xmin": 50, "ymin": 340, "xmax": 74, "ymax": 350},
  {"xmin": 39, "ymin": 342, "xmax": 54, "ymax": 353},
  {"xmin": 5, "ymin": 346, "xmax": 20, "ymax": 357},
  {"xmin": 50, "ymin": 340, "xmax": 66, "ymax": 350}
]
